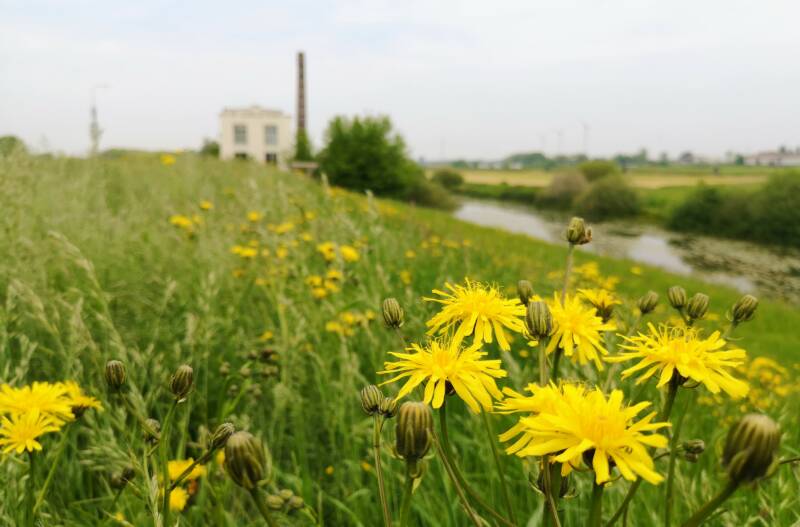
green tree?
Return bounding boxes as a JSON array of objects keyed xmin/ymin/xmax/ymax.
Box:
[
  {"xmin": 0, "ymin": 135, "xmax": 27, "ymax": 157},
  {"xmin": 294, "ymin": 129, "xmax": 313, "ymax": 161},
  {"xmin": 200, "ymin": 138, "xmax": 220, "ymax": 157}
]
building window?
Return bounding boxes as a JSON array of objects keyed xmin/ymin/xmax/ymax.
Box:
[
  {"xmin": 265, "ymin": 153, "xmax": 278, "ymax": 165},
  {"xmin": 234, "ymin": 125, "xmax": 247, "ymax": 145},
  {"xmin": 234, "ymin": 152, "xmax": 249, "ymax": 160},
  {"xmin": 265, "ymin": 125, "xmax": 278, "ymax": 145}
]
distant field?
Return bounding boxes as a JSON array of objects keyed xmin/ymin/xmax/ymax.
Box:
[{"xmin": 445, "ymin": 167, "xmax": 773, "ymax": 189}]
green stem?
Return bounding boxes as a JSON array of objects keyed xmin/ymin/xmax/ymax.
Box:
[
  {"xmin": 481, "ymin": 411, "xmax": 516, "ymax": 525},
  {"xmin": 679, "ymin": 481, "xmax": 738, "ymax": 527},
  {"xmin": 398, "ymin": 470, "xmax": 415, "ymax": 527},
  {"xmin": 33, "ymin": 422, "xmax": 72, "ymax": 513},
  {"xmin": 664, "ymin": 389, "xmax": 696, "ymax": 527},
  {"xmin": 372, "ymin": 416, "xmax": 392, "ymax": 527},
  {"xmin": 168, "ymin": 449, "xmax": 214, "ymax": 491},
  {"xmin": 604, "ymin": 480, "xmax": 641, "ymax": 527},
  {"xmin": 542, "ymin": 462, "xmax": 563, "ymax": 527},
  {"xmin": 121, "ymin": 395, "xmax": 161, "ymax": 440},
  {"xmin": 561, "ymin": 244, "xmax": 575, "ymax": 304},
  {"xmin": 159, "ymin": 401, "xmax": 178, "ymax": 527},
  {"xmin": 26, "ymin": 451, "xmax": 36, "ymax": 527},
  {"xmin": 588, "ymin": 481, "xmax": 605, "ymax": 527},
  {"xmin": 551, "ymin": 350, "xmax": 563, "ymax": 382},
  {"xmin": 249, "ymin": 487, "xmax": 279, "ymax": 527},
  {"xmin": 438, "ymin": 402, "xmax": 498, "ymax": 527}
]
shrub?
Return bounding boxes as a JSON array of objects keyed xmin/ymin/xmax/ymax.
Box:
[
  {"xmin": 403, "ymin": 178, "xmax": 457, "ymax": 210},
  {"xmin": 536, "ymin": 172, "xmax": 587, "ymax": 209},
  {"xmin": 0, "ymin": 135, "xmax": 27, "ymax": 157},
  {"xmin": 294, "ymin": 129, "xmax": 314, "ymax": 161},
  {"xmin": 750, "ymin": 172, "xmax": 800, "ymax": 246},
  {"xmin": 574, "ymin": 175, "xmax": 640, "ymax": 220},
  {"xmin": 666, "ymin": 184, "xmax": 724, "ymax": 232},
  {"xmin": 578, "ymin": 160, "xmax": 619, "ymax": 182},
  {"xmin": 431, "ymin": 168, "xmax": 464, "ymax": 190},
  {"xmin": 459, "ymin": 183, "xmax": 538, "ymax": 204},
  {"xmin": 200, "ymin": 139, "xmax": 220, "ymax": 157}
]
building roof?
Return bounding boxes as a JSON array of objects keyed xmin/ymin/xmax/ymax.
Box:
[{"xmin": 220, "ymin": 105, "xmax": 291, "ymax": 118}]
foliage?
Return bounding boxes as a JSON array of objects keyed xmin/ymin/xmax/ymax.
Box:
[
  {"xmin": 574, "ymin": 175, "xmax": 640, "ymax": 220},
  {"xmin": 458, "ymin": 183, "xmax": 539, "ymax": 204},
  {"xmin": 294, "ymin": 129, "xmax": 314, "ymax": 162},
  {"xmin": 0, "ymin": 135, "xmax": 27, "ymax": 156},
  {"xmin": 431, "ymin": 168, "xmax": 464, "ymax": 190},
  {"xmin": 536, "ymin": 172, "xmax": 588, "ymax": 209},
  {"xmin": 200, "ymin": 138, "xmax": 220, "ymax": 157},
  {"xmin": 579, "ymin": 160, "xmax": 620, "ymax": 181}
]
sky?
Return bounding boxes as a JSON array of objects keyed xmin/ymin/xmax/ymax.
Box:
[{"xmin": 2, "ymin": 0, "xmax": 799, "ymax": 160}]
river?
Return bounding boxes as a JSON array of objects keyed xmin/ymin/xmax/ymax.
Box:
[{"xmin": 454, "ymin": 199, "xmax": 800, "ymax": 303}]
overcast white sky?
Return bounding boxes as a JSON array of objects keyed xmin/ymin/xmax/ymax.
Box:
[{"xmin": 1, "ymin": 0, "xmax": 799, "ymax": 160}]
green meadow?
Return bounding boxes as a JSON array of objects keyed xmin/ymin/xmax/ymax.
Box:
[{"xmin": 1, "ymin": 154, "xmax": 798, "ymax": 526}]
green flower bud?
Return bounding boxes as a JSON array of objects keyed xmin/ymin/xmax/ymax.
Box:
[
  {"xmin": 211, "ymin": 422, "xmax": 236, "ymax": 450},
  {"xmin": 525, "ymin": 301, "xmax": 553, "ymax": 341},
  {"xmin": 731, "ymin": 294, "xmax": 759, "ymax": 324},
  {"xmin": 667, "ymin": 286, "xmax": 687, "ymax": 310},
  {"xmin": 683, "ymin": 439, "xmax": 705, "ymax": 455},
  {"xmin": 104, "ymin": 360, "xmax": 127, "ymax": 392},
  {"xmin": 278, "ymin": 489, "xmax": 294, "ymax": 500},
  {"xmin": 637, "ymin": 291, "xmax": 659, "ymax": 315},
  {"xmin": 360, "ymin": 385, "xmax": 384, "ymax": 416},
  {"xmin": 110, "ymin": 466, "xmax": 135, "ymax": 489},
  {"xmin": 382, "ymin": 298, "xmax": 404, "ymax": 329},
  {"xmin": 225, "ymin": 431, "xmax": 267, "ymax": 490},
  {"xmin": 379, "ymin": 396, "xmax": 398, "ymax": 419},
  {"xmin": 288, "ymin": 495, "xmax": 305, "ymax": 510},
  {"xmin": 566, "ymin": 217, "xmax": 592, "ymax": 245},
  {"xmin": 722, "ymin": 414, "xmax": 781, "ymax": 485},
  {"xmin": 266, "ymin": 494, "xmax": 285, "ymax": 510},
  {"xmin": 396, "ymin": 402, "xmax": 433, "ymax": 470},
  {"xmin": 517, "ymin": 280, "xmax": 534, "ymax": 306},
  {"xmin": 169, "ymin": 364, "xmax": 194, "ymax": 400},
  {"xmin": 686, "ymin": 293, "xmax": 710, "ymax": 320},
  {"xmin": 143, "ymin": 418, "xmax": 161, "ymax": 444}
]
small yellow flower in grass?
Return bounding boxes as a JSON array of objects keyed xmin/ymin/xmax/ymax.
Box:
[
  {"xmin": 578, "ymin": 288, "xmax": 621, "ymax": 322},
  {"xmin": 59, "ymin": 381, "xmax": 103, "ymax": 416},
  {"xmin": 199, "ymin": 200, "xmax": 213, "ymax": 211},
  {"xmin": 400, "ymin": 270, "xmax": 412, "ymax": 285},
  {"xmin": 169, "ymin": 215, "xmax": 193, "ymax": 230},
  {"xmin": 630, "ymin": 266, "xmax": 643, "ymax": 276},
  {"xmin": 379, "ymin": 338, "xmax": 507, "ymax": 412},
  {"xmin": 0, "ymin": 410, "xmax": 61, "ymax": 454},
  {"xmin": 502, "ymin": 384, "xmax": 670, "ymax": 484},
  {"xmin": 258, "ymin": 330, "xmax": 274, "ymax": 342},
  {"xmin": 546, "ymin": 293, "xmax": 615, "ymax": 369},
  {"xmin": 167, "ymin": 486, "xmax": 189, "ymax": 512},
  {"xmin": 325, "ymin": 465, "xmax": 334, "ymax": 475},
  {"xmin": 340, "ymin": 245, "xmax": 360, "ymax": 262},
  {"xmin": 424, "ymin": 279, "xmax": 526, "ymax": 351},
  {"xmin": 609, "ymin": 323, "xmax": 749, "ymax": 398},
  {"xmin": 168, "ymin": 459, "xmax": 207, "ymax": 482},
  {"xmin": 160, "ymin": 154, "xmax": 176, "ymax": 166},
  {"xmin": 405, "ymin": 249, "xmax": 416, "ymax": 259},
  {"xmin": 317, "ymin": 242, "xmax": 337, "ymax": 262},
  {"xmin": 247, "ymin": 211, "xmax": 262, "ymax": 222},
  {"xmin": 0, "ymin": 382, "xmax": 75, "ymax": 424}
]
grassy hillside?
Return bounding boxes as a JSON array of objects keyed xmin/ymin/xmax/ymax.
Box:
[{"xmin": 1, "ymin": 154, "xmax": 798, "ymax": 526}]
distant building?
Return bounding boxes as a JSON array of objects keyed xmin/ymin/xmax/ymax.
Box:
[
  {"xmin": 744, "ymin": 150, "xmax": 800, "ymax": 167},
  {"xmin": 219, "ymin": 106, "xmax": 292, "ymax": 167}
]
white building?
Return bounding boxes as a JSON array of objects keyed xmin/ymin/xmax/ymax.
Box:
[
  {"xmin": 744, "ymin": 150, "xmax": 800, "ymax": 167},
  {"xmin": 219, "ymin": 106, "xmax": 293, "ymax": 167}
]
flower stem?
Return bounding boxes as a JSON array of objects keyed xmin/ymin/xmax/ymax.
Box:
[
  {"xmin": 249, "ymin": 487, "xmax": 279, "ymax": 527},
  {"xmin": 26, "ymin": 451, "xmax": 36, "ymax": 527},
  {"xmin": 481, "ymin": 411, "xmax": 517, "ymax": 525},
  {"xmin": 679, "ymin": 480, "xmax": 738, "ymax": 527},
  {"xmin": 168, "ymin": 449, "xmax": 213, "ymax": 491},
  {"xmin": 542, "ymin": 461, "xmax": 563, "ymax": 527},
  {"xmin": 159, "ymin": 401, "xmax": 178, "ymax": 527},
  {"xmin": 664, "ymin": 389, "xmax": 695, "ymax": 527},
  {"xmin": 398, "ymin": 469, "xmax": 415, "ymax": 527},
  {"xmin": 561, "ymin": 244, "xmax": 575, "ymax": 305},
  {"xmin": 588, "ymin": 481, "xmax": 605, "ymax": 527},
  {"xmin": 33, "ymin": 422, "xmax": 72, "ymax": 514},
  {"xmin": 372, "ymin": 415, "xmax": 393, "ymax": 527}
]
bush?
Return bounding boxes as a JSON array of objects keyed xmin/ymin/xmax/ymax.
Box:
[
  {"xmin": 459, "ymin": 183, "xmax": 538, "ymax": 204},
  {"xmin": 536, "ymin": 172, "xmax": 587, "ymax": 209},
  {"xmin": 750, "ymin": 173, "xmax": 800, "ymax": 246},
  {"xmin": 574, "ymin": 175, "xmax": 640, "ymax": 220},
  {"xmin": 0, "ymin": 135, "xmax": 27, "ymax": 157},
  {"xmin": 578, "ymin": 160, "xmax": 618, "ymax": 182},
  {"xmin": 666, "ymin": 184, "xmax": 724, "ymax": 232},
  {"xmin": 294, "ymin": 129, "xmax": 313, "ymax": 161},
  {"xmin": 403, "ymin": 178, "xmax": 457, "ymax": 210},
  {"xmin": 200, "ymin": 139, "xmax": 220, "ymax": 157},
  {"xmin": 431, "ymin": 168, "xmax": 464, "ymax": 190},
  {"xmin": 318, "ymin": 115, "xmax": 419, "ymax": 196}
]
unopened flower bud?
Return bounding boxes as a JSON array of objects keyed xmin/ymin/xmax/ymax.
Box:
[
  {"xmin": 396, "ymin": 402, "xmax": 433, "ymax": 474},
  {"xmin": 211, "ymin": 422, "xmax": 236, "ymax": 450},
  {"xmin": 683, "ymin": 439, "xmax": 705, "ymax": 455},
  {"xmin": 637, "ymin": 291, "xmax": 659, "ymax": 315},
  {"xmin": 667, "ymin": 286, "xmax": 687, "ymax": 310},
  {"xmin": 525, "ymin": 301, "xmax": 553, "ymax": 340},
  {"xmin": 110, "ymin": 466, "xmax": 135, "ymax": 489},
  {"xmin": 379, "ymin": 396, "xmax": 398, "ymax": 419},
  {"xmin": 566, "ymin": 217, "xmax": 592, "ymax": 245},
  {"xmin": 266, "ymin": 494, "xmax": 285, "ymax": 510},
  {"xmin": 105, "ymin": 360, "xmax": 127, "ymax": 392},
  {"xmin": 722, "ymin": 414, "xmax": 781, "ymax": 485},
  {"xmin": 144, "ymin": 418, "xmax": 161, "ymax": 443},
  {"xmin": 382, "ymin": 298, "xmax": 404, "ymax": 329},
  {"xmin": 517, "ymin": 280, "xmax": 534, "ymax": 306},
  {"xmin": 686, "ymin": 293, "xmax": 709, "ymax": 320},
  {"xmin": 169, "ymin": 364, "xmax": 194, "ymax": 400},
  {"xmin": 225, "ymin": 431, "xmax": 267, "ymax": 490},
  {"xmin": 288, "ymin": 495, "xmax": 305, "ymax": 510},
  {"xmin": 278, "ymin": 489, "xmax": 294, "ymax": 500},
  {"xmin": 731, "ymin": 295, "xmax": 758, "ymax": 324},
  {"xmin": 360, "ymin": 385, "xmax": 384, "ymax": 416}
]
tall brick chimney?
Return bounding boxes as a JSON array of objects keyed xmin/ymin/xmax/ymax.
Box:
[{"xmin": 297, "ymin": 52, "xmax": 306, "ymax": 132}]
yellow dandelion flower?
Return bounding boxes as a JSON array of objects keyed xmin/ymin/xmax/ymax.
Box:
[
  {"xmin": 405, "ymin": 249, "xmax": 417, "ymax": 259},
  {"xmin": 311, "ymin": 287, "xmax": 328, "ymax": 299},
  {"xmin": 379, "ymin": 338, "xmax": 507, "ymax": 413},
  {"xmin": 630, "ymin": 266, "xmax": 643, "ymax": 275},
  {"xmin": 609, "ymin": 323, "xmax": 749, "ymax": 399},
  {"xmin": 59, "ymin": 381, "xmax": 103, "ymax": 414},
  {"xmin": 247, "ymin": 211, "xmax": 262, "ymax": 222},
  {"xmin": 166, "ymin": 486, "xmax": 189, "ymax": 512},
  {"xmin": 0, "ymin": 382, "xmax": 74, "ymax": 424},
  {"xmin": 169, "ymin": 215, "xmax": 193, "ymax": 230},
  {"xmin": 300, "ymin": 232, "xmax": 313, "ymax": 242},
  {"xmin": 400, "ymin": 270, "xmax": 412, "ymax": 285},
  {"xmin": 360, "ymin": 460, "xmax": 373, "ymax": 472},
  {"xmin": 424, "ymin": 279, "xmax": 526, "ymax": 352},
  {"xmin": 168, "ymin": 459, "xmax": 206, "ymax": 482},
  {"xmin": 578, "ymin": 288, "xmax": 621, "ymax": 321},
  {"xmin": 317, "ymin": 242, "xmax": 337, "ymax": 262},
  {"xmin": 546, "ymin": 293, "xmax": 616, "ymax": 370},
  {"xmin": 497, "ymin": 383, "xmax": 564, "ymax": 455},
  {"xmin": 199, "ymin": 200, "xmax": 213, "ymax": 211},
  {"xmin": 0, "ymin": 410, "xmax": 61, "ymax": 454},
  {"xmin": 160, "ymin": 154, "xmax": 176, "ymax": 166},
  {"xmin": 215, "ymin": 450, "xmax": 225, "ymax": 467},
  {"xmin": 275, "ymin": 247, "xmax": 289, "ymax": 259},
  {"xmin": 504, "ymin": 384, "xmax": 670, "ymax": 484},
  {"xmin": 268, "ymin": 222, "xmax": 295, "ymax": 234},
  {"xmin": 326, "ymin": 269, "xmax": 343, "ymax": 281},
  {"xmin": 258, "ymin": 330, "xmax": 274, "ymax": 342},
  {"xmin": 340, "ymin": 245, "xmax": 359, "ymax": 262},
  {"xmin": 325, "ymin": 465, "xmax": 334, "ymax": 475},
  {"xmin": 306, "ymin": 275, "xmax": 323, "ymax": 287}
]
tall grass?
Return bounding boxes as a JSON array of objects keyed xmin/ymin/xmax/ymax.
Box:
[{"xmin": 0, "ymin": 153, "xmax": 798, "ymax": 525}]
